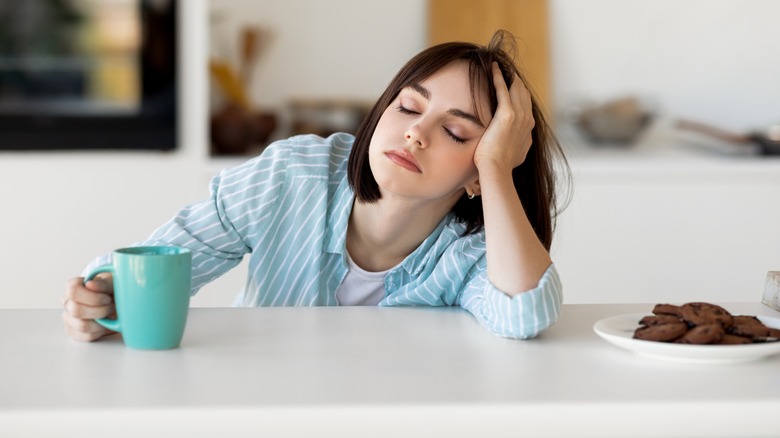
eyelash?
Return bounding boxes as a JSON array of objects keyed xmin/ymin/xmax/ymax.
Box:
[{"xmin": 395, "ymin": 104, "xmax": 467, "ymax": 144}]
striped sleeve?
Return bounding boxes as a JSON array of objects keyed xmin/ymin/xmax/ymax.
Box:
[
  {"xmin": 457, "ymin": 263, "xmax": 563, "ymax": 339},
  {"xmin": 136, "ymin": 139, "xmax": 293, "ymax": 293}
]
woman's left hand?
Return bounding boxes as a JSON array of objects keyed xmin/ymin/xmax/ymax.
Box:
[{"xmin": 473, "ymin": 62, "xmax": 535, "ymax": 175}]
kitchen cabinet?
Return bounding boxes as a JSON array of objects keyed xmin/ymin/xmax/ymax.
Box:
[{"xmin": 553, "ymin": 140, "xmax": 780, "ymax": 304}]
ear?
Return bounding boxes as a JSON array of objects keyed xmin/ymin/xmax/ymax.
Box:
[{"xmin": 466, "ymin": 179, "xmax": 481, "ymax": 197}]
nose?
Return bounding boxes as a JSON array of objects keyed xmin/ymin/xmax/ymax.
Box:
[{"xmin": 404, "ymin": 124, "xmax": 428, "ymax": 149}]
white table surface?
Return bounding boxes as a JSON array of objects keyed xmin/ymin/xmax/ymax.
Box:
[{"xmin": 2, "ymin": 303, "xmax": 779, "ymax": 438}]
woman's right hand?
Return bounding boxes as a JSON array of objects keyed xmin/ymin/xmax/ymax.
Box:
[{"xmin": 62, "ymin": 274, "xmax": 116, "ymax": 342}]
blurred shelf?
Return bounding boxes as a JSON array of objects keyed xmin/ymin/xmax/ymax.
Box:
[
  {"xmin": 557, "ymin": 121, "xmax": 780, "ymax": 178},
  {"xmin": 289, "ymin": 98, "xmax": 372, "ymax": 138}
]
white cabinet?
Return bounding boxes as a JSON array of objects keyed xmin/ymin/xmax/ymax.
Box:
[{"xmin": 553, "ymin": 146, "xmax": 780, "ymax": 304}]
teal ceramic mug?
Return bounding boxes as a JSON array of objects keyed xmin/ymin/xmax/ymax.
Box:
[{"xmin": 83, "ymin": 246, "xmax": 192, "ymax": 350}]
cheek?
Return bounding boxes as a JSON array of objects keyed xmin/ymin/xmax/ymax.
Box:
[
  {"xmin": 438, "ymin": 145, "xmax": 478, "ymax": 171},
  {"xmin": 425, "ymin": 148, "xmax": 478, "ymax": 189},
  {"xmin": 374, "ymin": 108, "xmax": 401, "ymax": 136},
  {"xmin": 368, "ymin": 113, "xmax": 392, "ymax": 153}
]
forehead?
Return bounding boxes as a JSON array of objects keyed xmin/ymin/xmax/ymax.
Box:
[{"xmin": 413, "ymin": 60, "xmax": 492, "ymax": 124}]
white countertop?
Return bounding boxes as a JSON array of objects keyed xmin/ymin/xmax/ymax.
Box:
[{"xmin": 2, "ymin": 303, "xmax": 779, "ymax": 437}]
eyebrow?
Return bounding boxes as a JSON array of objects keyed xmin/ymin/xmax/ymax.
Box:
[
  {"xmin": 408, "ymin": 83, "xmax": 485, "ymax": 128},
  {"xmin": 447, "ymin": 108, "xmax": 484, "ymax": 128}
]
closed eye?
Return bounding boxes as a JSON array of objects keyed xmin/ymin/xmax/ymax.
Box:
[
  {"xmin": 396, "ymin": 104, "xmax": 418, "ymax": 115},
  {"xmin": 444, "ymin": 128, "xmax": 466, "ymax": 144}
]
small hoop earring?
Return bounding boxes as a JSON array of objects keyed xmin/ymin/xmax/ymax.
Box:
[{"xmin": 468, "ymin": 192, "xmax": 476, "ymax": 200}]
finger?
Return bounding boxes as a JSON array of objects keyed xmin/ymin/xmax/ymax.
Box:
[
  {"xmin": 62, "ymin": 311, "xmax": 113, "ymax": 342},
  {"xmin": 508, "ymin": 72, "xmax": 532, "ymax": 109},
  {"xmin": 66, "ymin": 278, "xmax": 114, "ymax": 306},
  {"xmin": 492, "ymin": 62, "xmax": 511, "ymax": 106},
  {"xmin": 64, "ymin": 298, "xmax": 115, "ymax": 320},
  {"xmin": 505, "ymin": 73, "xmax": 535, "ymax": 137}
]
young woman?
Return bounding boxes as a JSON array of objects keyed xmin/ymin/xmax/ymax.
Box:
[{"xmin": 63, "ymin": 30, "xmax": 569, "ymax": 341}]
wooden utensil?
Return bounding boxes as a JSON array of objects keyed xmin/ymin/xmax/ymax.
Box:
[
  {"xmin": 209, "ymin": 60, "xmax": 251, "ymax": 110},
  {"xmin": 240, "ymin": 26, "xmax": 260, "ymax": 87}
]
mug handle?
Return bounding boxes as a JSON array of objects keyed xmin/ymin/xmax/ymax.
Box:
[{"xmin": 83, "ymin": 265, "xmax": 121, "ymax": 333}]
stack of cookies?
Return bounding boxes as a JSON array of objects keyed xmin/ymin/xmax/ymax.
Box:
[{"xmin": 633, "ymin": 302, "xmax": 780, "ymax": 345}]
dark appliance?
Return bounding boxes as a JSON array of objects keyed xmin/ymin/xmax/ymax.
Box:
[{"xmin": 0, "ymin": 0, "xmax": 177, "ymax": 150}]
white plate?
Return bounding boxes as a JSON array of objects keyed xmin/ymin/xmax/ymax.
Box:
[{"xmin": 593, "ymin": 313, "xmax": 780, "ymax": 364}]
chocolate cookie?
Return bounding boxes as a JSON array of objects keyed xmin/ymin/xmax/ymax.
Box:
[
  {"xmin": 730, "ymin": 324, "xmax": 780, "ymax": 340},
  {"xmin": 718, "ymin": 334, "xmax": 753, "ymax": 345},
  {"xmin": 634, "ymin": 322, "xmax": 688, "ymax": 342},
  {"xmin": 733, "ymin": 315, "xmax": 764, "ymax": 327},
  {"xmin": 639, "ymin": 314, "xmax": 683, "ymax": 327},
  {"xmin": 652, "ymin": 303, "xmax": 683, "ymax": 317},
  {"xmin": 680, "ymin": 302, "xmax": 734, "ymax": 328},
  {"xmin": 676, "ymin": 323, "xmax": 724, "ymax": 345}
]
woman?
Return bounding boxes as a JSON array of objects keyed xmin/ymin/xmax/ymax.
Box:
[{"xmin": 63, "ymin": 30, "xmax": 569, "ymax": 341}]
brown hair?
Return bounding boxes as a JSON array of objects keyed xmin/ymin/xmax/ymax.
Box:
[{"xmin": 347, "ymin": 30, "xmax": 569, "ymax": 250}]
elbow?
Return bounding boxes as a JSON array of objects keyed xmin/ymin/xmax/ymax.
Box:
[{"xmin": 481, "ymin": 264, "xmax": 563, "ymax": 339}]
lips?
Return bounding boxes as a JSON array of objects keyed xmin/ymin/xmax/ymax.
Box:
[{"xmin": 385, "ymin": 149, "xmax": 422, "ymax": 173}]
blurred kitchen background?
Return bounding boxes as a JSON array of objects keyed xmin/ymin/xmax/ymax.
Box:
[{"xmin": 1, "ymin": 0, "xmax": 778, "ymax": 308}]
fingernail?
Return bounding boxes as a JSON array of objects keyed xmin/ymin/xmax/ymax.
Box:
[{"xmin": 101, "ymin": 296, "xmax": 113, "ymax": 305}]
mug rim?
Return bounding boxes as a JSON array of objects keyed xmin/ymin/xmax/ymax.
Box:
[{"xmin": 115, "ymin": 246, "xmax": 191, "ymax": 256}]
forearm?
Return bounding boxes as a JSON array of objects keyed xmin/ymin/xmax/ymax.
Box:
[
  {"xmin": 458, "ymin": 265, "xmax": 562, "ymax": 339},
  {"xmin": 479, "ymin": 164, "xmax": 552, "ymax": 295}
]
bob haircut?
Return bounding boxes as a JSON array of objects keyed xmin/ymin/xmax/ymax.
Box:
[{"xmin": 347, "ymin": 30, "xmax": 569, "ymax": 250}]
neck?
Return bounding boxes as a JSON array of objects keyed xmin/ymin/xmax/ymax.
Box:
[{"xmin": 346, "ymin": 194, "xmax": 455, "ymax": 272}]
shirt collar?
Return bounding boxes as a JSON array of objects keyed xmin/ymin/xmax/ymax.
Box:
[
  {"xmin": 324, "ymin": 176, "xmax": 460, "ymax": 278},
  {"xmin": 323, "ymin": 176, "xmax": 354, "ymax": 256},
  {"xmin": 396, "ymin": 212, "xmax": 458, "ymax": 277}
]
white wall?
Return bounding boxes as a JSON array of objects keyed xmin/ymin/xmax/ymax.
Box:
[
  {"xmin": 208, "ymin": 0, "xmax": 429, "ymax": 140},
  {"xmin": 551, "ymin": 0, "xmax": 780, "ymax": 132},
  {"xmin": 210, "ymin": 0, "xmax": 428, "ymax": 108}
]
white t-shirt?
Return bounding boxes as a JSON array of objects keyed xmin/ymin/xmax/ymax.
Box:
[{"xmin": 335, "ymin": 252, "xmax": 389, "ymax": 306}]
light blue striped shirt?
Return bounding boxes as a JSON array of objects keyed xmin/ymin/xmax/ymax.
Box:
[{"xmin": 88, "ymin": 134, "xmax": 562, "ymax": 339}]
